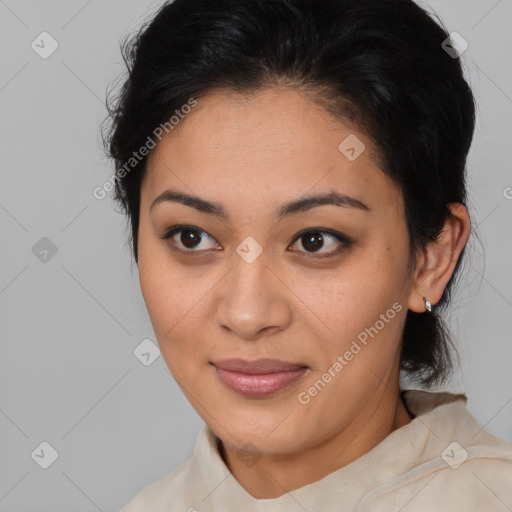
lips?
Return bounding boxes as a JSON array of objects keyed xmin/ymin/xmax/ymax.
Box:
[{"xmin": 211, "ymin": 358, "xmax": 308, "ymax": 397}]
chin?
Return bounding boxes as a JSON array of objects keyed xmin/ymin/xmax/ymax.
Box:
[{"xmin": 212, "ymin": 409, "xmax": 310, "ymax": 453}]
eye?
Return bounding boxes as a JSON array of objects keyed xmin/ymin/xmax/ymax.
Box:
[
  {"xmin": 160, "ymin": 225, "xmax": 220, "ymax": 255},
  {"xmin": 160, "ymin": 225, "xmax": 352, "ymax": 258},
  {"xmin": 288, "ymin": 228, "xmax": 352, "ymax": 258}
]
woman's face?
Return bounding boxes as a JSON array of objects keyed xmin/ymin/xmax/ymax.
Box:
[{"xmin": 138, "ymin": 87, "xmax": 416, "ymax": 456}]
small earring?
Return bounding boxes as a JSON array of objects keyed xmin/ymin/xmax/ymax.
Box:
[{"xmin": 423, "ymin": 297, "xmax": 432, "ymax": 312}]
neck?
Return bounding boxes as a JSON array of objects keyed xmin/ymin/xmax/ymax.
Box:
[{"xmin": 220, "ymin": 383, "xmax": 413, "ymax": 499}]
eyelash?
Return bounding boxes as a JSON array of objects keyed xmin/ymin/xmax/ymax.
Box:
[{"xmin": 159, "ymin": 225, "xmax": 353, "ymax": 259}]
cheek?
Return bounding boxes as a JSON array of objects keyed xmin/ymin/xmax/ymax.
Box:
[
  {"xmin": 295, "ymin": 264, "xmax": 393, "ymax": 326},
  {"xmin": 291, "ymin": 251, "xmax": 407, "ymax": 361},
  {"xmin": 137, "ymin": 235, "xmax": 187, "ymax": 336},
  {"xmin": 140, "ymin": 266, "xmax": 195, "ymax": 337},
  {"xmin": 138, "ymin": 265, "xmax": 200, "ymax": 380},
  {"xmin": 137, "ymin": 241, "xmax": 214, "ymax": 374}
]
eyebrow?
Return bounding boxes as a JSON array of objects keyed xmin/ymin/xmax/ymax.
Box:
[{"xmin": 149, "ymin": 188, "xmax": 371, "ymax": 220}]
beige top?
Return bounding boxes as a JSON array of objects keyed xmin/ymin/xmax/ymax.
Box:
[{"xmin": 120, "ymin": 389, "xmax": 512, "ymax": 511}]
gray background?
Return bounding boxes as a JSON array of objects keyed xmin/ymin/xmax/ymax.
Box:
[{"xmin": 0, "ymin": 0, "xmax": 511, "ymax": 511}]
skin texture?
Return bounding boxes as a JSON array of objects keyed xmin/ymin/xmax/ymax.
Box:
[{"xmin": 137, "ymin": 87, "xmax": 470, "ymax": 499}]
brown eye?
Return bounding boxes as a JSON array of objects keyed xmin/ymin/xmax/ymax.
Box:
[
  {"xmin": 289, "ymin": 229, "xmax": 352, "ymax": 257},
  {"xmin": 300, "ymin": 232, "xmax": 326, "ymax": 252},
  {"xmin": 179, "ymin": 228, "xmax": 204, "ymax": 249},
  {"xmin": 160, "ymin": 225, "xmax": 220, "ymax": 254}
]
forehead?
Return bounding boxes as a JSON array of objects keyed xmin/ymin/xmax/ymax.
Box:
[
  {"xmin": 142, "ymin": 87, "xmax": 401, "ymax": 215},
  {"xmin": 154, "ymin": 87, "xmax": 380, "ymax": 160}
]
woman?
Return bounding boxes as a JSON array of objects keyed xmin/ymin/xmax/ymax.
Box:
[{"xmin": 103, "ymin": 0, "xmax": 512, "ymax": 509}]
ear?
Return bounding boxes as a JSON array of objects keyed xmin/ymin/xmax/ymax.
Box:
[{"xmin": 407, "ymin": 203, "xmax": 471, "ymax": 313}]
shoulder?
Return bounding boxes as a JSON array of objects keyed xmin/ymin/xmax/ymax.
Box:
[
  {"xmin": 358, "ymin": 451, "xmax": 512, "ymax": 511},
  {"xmin": 119, "ymin": 424, "xmax": 224, "ymax": 512},
  {"xmin": 417, "ymin": 396, "xmax": 512, "ymax": 509},
  {"xmin": 360, "ymin": 391, "xmax": 512, "ymax": 510},
  {"xmin": 407, "ymin": 454, "xmax": 512, "ymax": 510},
  {"xmin": 120, "ymin": 457, "xmax": 200, "ymax": 512}
]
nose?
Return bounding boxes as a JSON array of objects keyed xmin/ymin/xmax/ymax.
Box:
[{"xmin": 214, "ymin": 251, "xmax": 292, "ymax": 341}]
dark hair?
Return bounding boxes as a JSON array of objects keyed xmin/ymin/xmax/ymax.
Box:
[{"xmin": 103, "ymin": 0, "xmax": 477, "ymax": 388}]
